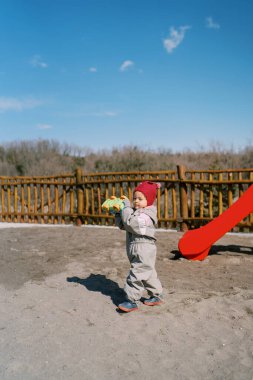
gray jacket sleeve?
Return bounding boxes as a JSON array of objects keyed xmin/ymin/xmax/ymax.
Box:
[{"xmin": 120, "ymin": 207, "xmax": 153, "ymax": 236}]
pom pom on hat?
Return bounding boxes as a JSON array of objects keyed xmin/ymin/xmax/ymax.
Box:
[{"xmin": 134, "ymin": 181, "xmax": 161, "ymax": 206}]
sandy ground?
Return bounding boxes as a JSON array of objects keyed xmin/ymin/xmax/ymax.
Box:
[{"xmin": 0, "ymin": 224, "xmax": 252, "ymax": 380}]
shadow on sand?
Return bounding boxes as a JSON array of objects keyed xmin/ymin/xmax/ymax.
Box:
[
  {"xmin": 67, "ymin": 274, "xmax": 125, "ymax": 306},
  {"xmin": 210, "ymin": 244, "xmax": 253, "ymax": 255},
  {"xmin": 170, "ymin": 244, "xmax": 253, "ymax": 260}
]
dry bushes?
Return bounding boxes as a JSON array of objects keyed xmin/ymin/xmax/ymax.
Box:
[{"xmin": 0, "ymin": 139, "xmax": 252, "ymax": 176}]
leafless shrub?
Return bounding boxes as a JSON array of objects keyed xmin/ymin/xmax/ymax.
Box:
[{"xmin": 0, "ymin": 139, "xmax": 252, "ymax": 176}]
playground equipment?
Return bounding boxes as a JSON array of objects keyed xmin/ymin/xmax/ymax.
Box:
[
  {"xmin": 178, "ymin": 184, "xmax": 253, "ymax": 261},
  {"xmin": 102, "ymin": 196, "xmax": 127, "ymax": 213}
]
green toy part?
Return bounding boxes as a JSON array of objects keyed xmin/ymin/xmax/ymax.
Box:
[{"xmin": 102, "ymin": 195, "xmax": 127, "ymax": 213}]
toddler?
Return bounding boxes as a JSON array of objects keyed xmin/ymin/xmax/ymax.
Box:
[{"xmin": 115, "ymin": 181, "xmax": 163, "ymax": 312}]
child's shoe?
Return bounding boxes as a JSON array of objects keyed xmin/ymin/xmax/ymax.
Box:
[
  {"xmin": 143, "ymin": 296, "xmax": 163, "ymax": 306},
  {"xmin": 118, "ymin": 300, "xmax": 138, "ymax": 312}
]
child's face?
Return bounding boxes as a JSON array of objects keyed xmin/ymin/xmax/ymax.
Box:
[{"xmin": 133, "ymin": 191, "xmax": 147, "ymax": 209}]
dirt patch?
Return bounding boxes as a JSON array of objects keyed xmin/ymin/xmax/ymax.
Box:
[{"xmin": 0, "ymin": 225, "xmax": 252, "ymax": 379}]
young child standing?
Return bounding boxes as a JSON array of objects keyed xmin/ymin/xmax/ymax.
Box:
[{"xmin": 115, "ymin": 181, "xmax": 163, "ymax": 312}]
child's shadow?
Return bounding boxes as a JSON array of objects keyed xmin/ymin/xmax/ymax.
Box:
[{"xmin": 67, "ymin": 274, "xmax": 125, "ymax": 306}]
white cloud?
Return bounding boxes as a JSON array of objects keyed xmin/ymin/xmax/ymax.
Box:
[
  {"xmin": 37, "ymin": 124, "xmax": 52, "ymax": 130},
  {"xmin": 104, "ymin": 111, "xmax": 117, "ymax": 117},
  {"xmin": 89, "ymin": 111, "xmax": 118, "ymax": 117},
  {"xmin": 0, "ymin": 97, "xmax": 42, "ymax": 113},
  {"xmin": 163, "ymin": 26, "xmax": 191, "ymax": 54},
  {"xmin": 89, "ymin": 67, "xmax": 97, "ymax": 72},
  {"xmin": 119, "ymin": 60, "xmax": 134, "ymax": 72},
  {"xmin": 30, "ymin": 55, "xmax": 48, "ymax": 68},
  {"xmin": 206, "ymin": 17, "xmax": 220, "ymax": 29}
]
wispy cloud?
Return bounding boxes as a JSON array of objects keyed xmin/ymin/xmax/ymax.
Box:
[
  {"xmin": 37, "ymin": 124, "xmax": 52, "ymax": 130},
  {"xmin": 119, "ymin": 60, "xmax": 134, "ymax": 72},
  {"xmin": 206, "ymin": 17, "xmax": 220, "ymax": 29},
  {"xmin": 30, "ymin": 55, "xmax": 48, "ymax": 68},
  {"xmin": 89, "ymin": 67, "xmax": 97, "ymax": 73},
  {"xmin": 0, "ymin": 97, "xmax": 42, "ymax": 113},
  {"xmin": 59, "ymin": 107, "xmax": 119, "ymax": 118},
  {"xmin": 103, "ymin": 111, "xmax": 117, "ymax": 117},
  {"xmin": 87, "ymin": 110, "xmax": 118, "ymax": 117},
  {"xmin": 163, "ymin": 26, "xmax": 191, "ymax": 54}
]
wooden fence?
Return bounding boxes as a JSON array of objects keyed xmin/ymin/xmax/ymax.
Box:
[{"xmin": 0, "ymin": 166, "xmax": 253, "ymax": 231}]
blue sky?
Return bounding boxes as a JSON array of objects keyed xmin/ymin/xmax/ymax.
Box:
[{"xmin": 0, "ymin": 0, "xmax": 252, "ymax": 152}]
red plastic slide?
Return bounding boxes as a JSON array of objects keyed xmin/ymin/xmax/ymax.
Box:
[{"xmin": 178, "ymin": 184, "xmax": 253, "ymax": 261}]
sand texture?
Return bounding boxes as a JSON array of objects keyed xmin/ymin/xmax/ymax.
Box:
[{"xmin": 0, "ymin": 225, "xmax": 252, "ymax": 380}]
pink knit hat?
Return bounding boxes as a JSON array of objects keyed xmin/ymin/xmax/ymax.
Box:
[{"xmin": 134, "ymin": 181, "xmax": 161, "ymax": 206}]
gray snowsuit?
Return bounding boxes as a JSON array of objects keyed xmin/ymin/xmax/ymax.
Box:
[{"xmin": 116, "ymin": 205, "xmax": 163, "ymax": 302}]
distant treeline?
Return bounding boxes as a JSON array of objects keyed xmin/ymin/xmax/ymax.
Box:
[{"xmin": 0, "ymin": 139, "xmax": 252, "ymax": 176}]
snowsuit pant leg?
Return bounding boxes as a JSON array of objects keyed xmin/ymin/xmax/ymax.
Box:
[{"xmin": 124, "ymin": 242, "xmax": 163, "ymax": 302}]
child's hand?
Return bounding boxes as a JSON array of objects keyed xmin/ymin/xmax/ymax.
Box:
[{"xmin": 102, "ymin": 196, "xmax": 128, "ymax": 214}]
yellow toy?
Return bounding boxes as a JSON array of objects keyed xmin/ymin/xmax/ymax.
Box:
[{"xmin": 102, "ymin": 195, "xmax": 127, "ymax": 213}]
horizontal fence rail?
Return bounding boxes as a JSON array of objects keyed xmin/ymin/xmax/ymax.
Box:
[
  {"xmin": 0, "ymin": 166, "xmax": 253, "ymax": 231},
  {"xmin": 178, "ymin": 167, "xmax": 253, "ymax": 231},
  {"xmin": 0, "ymin": 173, "xmax": 76, "ymax": 224}
]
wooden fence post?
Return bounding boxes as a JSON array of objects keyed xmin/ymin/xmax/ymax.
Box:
[
  {"xmin": 75, "ymin": 168, "xmax": 84, "ymax": 226},
  {"xmin": 177, "ymin": 165, "xmax": 189, "ymax": 231}
]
